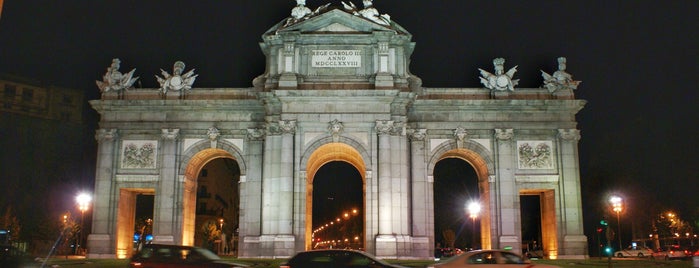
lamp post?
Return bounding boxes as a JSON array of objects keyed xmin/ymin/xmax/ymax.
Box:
[
  {"xmin": 467, "ymin": 201, "xmax": 481, "ymax": 249},
  {"xmin": 76, "ymin": 193, "xmax": 92, "ymax": 255},
  {"xmin": 610, "ymin": 196, "xmax": 623, "ymax": 251}
]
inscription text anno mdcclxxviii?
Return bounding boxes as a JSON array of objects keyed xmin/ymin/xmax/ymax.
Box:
[{"xmin": 311, "ymin": 50, "xmax": 361, "ymax": 67}]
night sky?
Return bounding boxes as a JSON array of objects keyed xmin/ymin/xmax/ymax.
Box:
[{"xmin": 1, "ymin": 0, "xmax": 697, "ymax": 245}]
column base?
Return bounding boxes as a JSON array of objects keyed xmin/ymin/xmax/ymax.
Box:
[
  {"xmin": 375, "ymin": 235, "xmax": 429, "ymax": 259},
  {"xmin": 86, "ymin": 234, "xmax": 116, "ymax": 259},
  {"xmin": 240, "ymin": 235, "xmax": 296, "ymax": 258}
]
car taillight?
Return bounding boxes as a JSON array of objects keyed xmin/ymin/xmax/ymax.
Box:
[{"xmin": 130, "ymin": 262, "xmax": 143, "ymax": 267}]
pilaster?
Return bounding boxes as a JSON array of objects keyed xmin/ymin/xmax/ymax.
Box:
[
  {"xmin": 239, "ymin": 128, "xmax": 265, "ymax": 257},
  {"xmin": 153, "ymin": 129, "xmax": 180, "ymax": 244},
  {"xmin": 494, "ymin": 128, "xmax": 520, "ymax": 250},
  {"xmin": 87, "ymin": 129, "xmax": 118, "ymax": 258},
  {"xmin": 557, "ymin": 129, "xmax": 587, "ymax": 258}
]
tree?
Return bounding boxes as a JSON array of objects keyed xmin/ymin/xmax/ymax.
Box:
[
  {"xmin": 199, "ymin": 220, "xmax": 221, "ymax": 250},
  {"xmin": 0, "ymin": 206, "xmax": 21, "ymax": 242},
  {"xmin": 442, "ymin": 229, "xmax": 456, "ymax": 249}
]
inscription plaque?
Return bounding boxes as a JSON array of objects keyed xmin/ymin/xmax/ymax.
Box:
[{"xmin": 311, "ymin": 50, "xmax": 361, "ymax": 67}]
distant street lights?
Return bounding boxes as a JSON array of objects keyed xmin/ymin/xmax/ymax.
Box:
[
  {"xmin": 610, "ymin": 195, "xmax": 623, "ymax": 250},
  {"xmin": 467, "ymin": 201, "xmax": 481, "ymax": 249},
  {"xmin": 76, "ymin": 193, "xmax": 92, "ymax": 255}
]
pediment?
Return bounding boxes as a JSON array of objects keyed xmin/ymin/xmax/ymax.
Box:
[{"xmin": 266, "ymin": 8, "xmax": 409, "ymax": 36}]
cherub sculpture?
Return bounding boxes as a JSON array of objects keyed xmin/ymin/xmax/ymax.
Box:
[
  {"xmin": 342, "ymin": 0, "xmax": 391, "ymax": 26},
  {"xmin": 478, "ymin": 58, "xmax": 519, "ymax": 91},
  {"xmin": 156, "ymin": 61, "xmax": 198, "ymax": 95},
  {"xmin": 541, "ymin": 57, "xmax": 581, "ymax": 93},
  {"xmin": 96, "ymin": 58, "xmax": 139, "ymax": 93}
]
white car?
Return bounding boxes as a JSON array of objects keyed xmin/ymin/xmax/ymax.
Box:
[
  {"xmin": 614, "ymin": 247, "xmax": 653, "ymax": 258},
  {"xmin": 427, "ymin": 249, "xmax": 560, "ymax": 268}
]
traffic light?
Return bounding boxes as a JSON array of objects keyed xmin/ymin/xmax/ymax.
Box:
[
  {"xmin": 604, "ymin": 247, "xmax": 612, "ymax": 255},
  {"xmin": 597, "ymin": 227, "xmax": 603, "ymax": 233},
  {"xmin": 600, "ymin": 219, "xmax": 608, "ymax": 226}
]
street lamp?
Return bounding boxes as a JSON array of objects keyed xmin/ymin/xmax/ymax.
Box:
[
  {"xmin": 609, "ymin": 195, "xmax": 623, "ymax": 250},
  {"xmin": 467, "ymin": 201, "xmax": 481, "ymax": 249},
  {"xmin": 76, "ymin": 193, "xmax": 92, "ymax": 255}
]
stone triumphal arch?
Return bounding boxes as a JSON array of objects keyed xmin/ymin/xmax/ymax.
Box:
[{"xmin": 88, "ymin": 1, "xmax": 587, "ymax": 260}]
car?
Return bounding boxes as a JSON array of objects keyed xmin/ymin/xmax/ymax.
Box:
[
  {"xmin": 650, "ymin": 245, "xmax": 688, "ymax": 260},
  {"xmin": 128, "ymin": 244, "xmax": 248, "ymax": 268},
  {"xmin": 613, "ymin": 246, "xmax": 653, "ymax": 258},
  {"xmin": 426, "ymin": 249, "xmax": 561, "ymax": 268},
  {"xmin": 279, "ymin": 249, "xmax": 406, "ymax": 268}
]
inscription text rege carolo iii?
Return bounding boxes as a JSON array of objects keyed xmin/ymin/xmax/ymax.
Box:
[{"xmin": 312, "ymin": 50, "xmax": 361, "ymax": 67}]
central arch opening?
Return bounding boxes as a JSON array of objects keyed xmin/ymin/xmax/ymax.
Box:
[
  {"xmin": 312, "ymin": 161, "xmax": 363, "ymax": 250},
  {"xmin": 304, "ymin": 142, "xmax": 366, "ymax": 251}
]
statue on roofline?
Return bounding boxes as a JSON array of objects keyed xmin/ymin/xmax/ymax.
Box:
[
  {"xmin": 342, "ymin": 0, "xmax": 391, "ymax": 26},
  {"xmin": 541, "ymin": 57, "xmax": 581, "ymax": 93},
  {"xmin": 96, "ymin": 58, "xmax": 139, "ymax": 94},
  {"xmin": 478, "ymin": 58, "xmax": 519, "ymax": 91},
  {"xmin": 156, "ymin": 61, "xmax": 198, "ymax": 96},
  {"xmin": 284, "ymin": 0, "xmax": 331, "ymax": 27}
]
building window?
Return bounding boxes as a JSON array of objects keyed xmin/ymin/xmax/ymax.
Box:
[
  {"xmin": 62, "ymin": 95, "xmax": 73, "ymax": 104},
  {"xmin": 22, "ymin": 89, "xmax": 34, "ymax": 101},
  {"xmin": 4, "ymin": 84, "xmax": 16, "ymax": 97}
]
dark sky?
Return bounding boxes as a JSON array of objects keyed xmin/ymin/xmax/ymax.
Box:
[{"xmin": 1, "ymin": 0, "xmax": 697, "ymax": 237}]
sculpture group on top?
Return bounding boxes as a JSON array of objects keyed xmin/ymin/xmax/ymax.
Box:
[
  {"xmin": 342, "ymin": 0, "xmax": 391, "ymax": 26},
  {"xmin": 156, "ymin": 61, "xmax": 198, "ymax": 96},
  {"xmin": 478, "ymin": 58, "xmax": 519, "ymax": 91},
  {"xmin": 96, "ymin": 58, "xmax": 139, "ymax": 94},
  {"xmin": 96, "ymin": 59, "xmax": 197, "ymax": 98},
  {"xmin": 477, "ymin": 57, "xmax": 582, "ymax": 93},
  {"xmin": 284, "ymin": 0, "xmax": 391, "ymax": 27},
  {"xmin": 541, "ymin": 57, "xmax": 581, "ymax": 93}
]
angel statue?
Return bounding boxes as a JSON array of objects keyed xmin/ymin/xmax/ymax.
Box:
[
  {"xmin": 478, "ymin": 58, "xmax": 519, "ymax": 91},
  {"xmin": 541, "ymin": 57, "xmax": 581, "ymax": 93},
  {"xmin": 342, "ymin": 0, "xmax": 391, "ymax": 26},
  {"xmin": 156, "ymin": 61, "xmax": 198, "ymax": 96},
  {"xmin": 96, "ymin": 58, "xmax": 139, "ymax": 94}
]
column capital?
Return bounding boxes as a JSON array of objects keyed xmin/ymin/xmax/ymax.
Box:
[
  {"xmin": 558, "ymin": 129, "xmax": 581, "ymax": 141},
  {"xmin": 408, "ymin": 128, "xmax": 426, "ymax": 141},
  {"xmin": 279, "ymin": 120, "xmax": 296, "ymax": 135},
  {"xmin": 161, "ymin": 129, "xmax": 180, "ymax": 140},
  {"xmin": 95, "ymin": 128, "xmax": 118, "ymax": 142},
  {"xmin": 494, "ymin": 128, "xmax": 514, "ymax": 141},
  {"xmin": 375, "ymin": 120, "xmax": 394, "ymax": 135},
  {"xmin": 247, "ymin": 128, "xmax": 266, "ymax": 141}
]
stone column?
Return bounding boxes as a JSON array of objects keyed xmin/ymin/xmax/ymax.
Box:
[
  {"xmin": 278, "ymin": 120, "xmax": 296, "ymax": 235},
  {"xmin": 87, "ymin": 129, "xmax": 118, "ymax": 258},
  {"xmin": 557, "ymin": 129, "xmax": 587, "ymax": 257},
  {"xmin": 239, "ymin": 129, "xmax": 265, "ymax": 257},
  {"xmin": 389, "ymin": 123, "xmax": 410, "ymax": 236},
  {"xmin": 494, "ymin": 128, "xmax": 520, "ymax": 250},
  {"xmin": 375, "ymin": 120, "xmax": 393, "ymax": 235},
  {"xmin": 261, "ymin": 123, "xmax": 281, "ymax": 236},
  {"xmin": 260, "ymin": 121, "xmax": 295, "ymax": 257},
  {"xmin": 153, "ymin": 128, "xmax": 179, "ymax": 244},
  {"xmin": 409, "ymin": 129, "xmax": 431, "ymax": 258}
]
